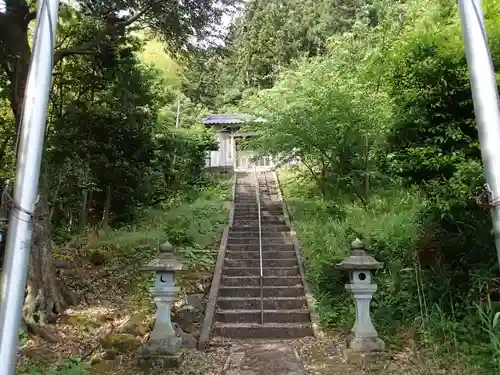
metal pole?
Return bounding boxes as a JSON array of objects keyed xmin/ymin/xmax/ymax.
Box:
[
  {"xmin": 253, "ymin": 166, "xmax": 264, "ymax": 325},
  {"xmin": 175, "ymin": 98, "xmax": 180, "ymax": 128},
  {"xmin": 0, "ymin": 0, "xmax": 60, "ymax": 373},
  {"xmin": 458, "ymin": 0, "xmax": 500, "ymax": 269}
]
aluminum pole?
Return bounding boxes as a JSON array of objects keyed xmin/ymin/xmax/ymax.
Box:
[
  {"xmin": 175, "ymin": 98, "xmax": 180, "ymax": 128},
  {"xmin": 458, "ymin": 0, "xmax": 500, "ymax": 269},
  {"xmin": 0, "ymin": 0, "xmax": 60, "ymax": 373}
]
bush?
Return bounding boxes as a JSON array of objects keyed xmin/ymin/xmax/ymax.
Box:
[{"xmin": 280, "ymin": 170, "xmax": 424, "ymax": 332}]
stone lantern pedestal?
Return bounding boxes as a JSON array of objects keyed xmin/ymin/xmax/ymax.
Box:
[
  {"xmin": 137, "ymin": 243, "xmax": 184, "ymax": 369},
  {"xmin": 338, "ymin": 238, "xmax": 385, "ymax": 363}
]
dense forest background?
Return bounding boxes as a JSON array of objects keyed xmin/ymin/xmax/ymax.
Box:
[{"xmin": 2, "ymin": 0, "xmax": 500, "ymax": 373}]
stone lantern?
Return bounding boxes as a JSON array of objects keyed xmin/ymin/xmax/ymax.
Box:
[
  {"xmin": 137, "ymin": 241, "xmax": 184, "ymax": 368},
  {"xmin": 338, "ymin": 238, "xmax": 385, "ymax": 361}
]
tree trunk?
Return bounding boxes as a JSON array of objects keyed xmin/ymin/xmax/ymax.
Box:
[
  {"xmin": 101, "ymin": 185, "xmax": 112, "ymax": 232},
  {"xmin": 79, "ymin": 189, "xmax": 88, "ymax": 233},
  {"xmin": 9, "ymin": 26, "xmax": 32, "ymax": 135},
  {"xmin": 22, "ymin": 197, "xmax": 77, "ymax": 341}
]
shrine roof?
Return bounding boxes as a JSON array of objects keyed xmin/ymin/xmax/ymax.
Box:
[{"xmin": 202, "ymin": 113, "xmax": 266, "ymax": 126}]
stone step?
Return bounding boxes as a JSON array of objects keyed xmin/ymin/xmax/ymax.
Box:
[
  {"xmin": 226, "ymin": 237, "xmax": 293, "ymax": 245},
  {"xmin": 234, "ymin": 206, "xmax": 282, "ymax": 211},
  {"xmin": 225, "ymin": 244, "xmax": 295, "ymax": 252},
  {"xmin": 217, "ymin": 297, "xmax": 307, "ymax": 310},
  {"xmin": 228, "ymin": 231, "xmax": 291, "ymax": 238},
  {"xmin": 218, "ymin": 286, "xmax": 304, "ymax": 298},
  {"xmin": 233, "ymin": 211, "xmax": 284, "ymax": 216},
  {"xmin": 231, "ymin": 220, "xmax": 284, "ymax": 226},
  {"xmin": 233, "ymin": 198, "xmax": 257, "ymax": 201},
  {"xmin": 215, "ymin": 309, "xmax": 311, "ymax": 324},
  {"xmin": 231, "ymin": 225, "xmax": 289, "ymax": 232},
  {"xmin": 232, "ymin": 220, "xmax": 285, "ymax": 226},
  {"xmin": 221, "ymin": 276, "xmax": 302, "ymax": 287},
  {"xmin": 225, "ymin": 250, "xmax": 296, "ymax": 259},
  {"xmin": 223, "ymin": 267, "xmax": 300, "ymax": 277},
  {"xmin": 235, "ymin": 203, "xmax": 281, "ymax": 208},
  {"xmin": 224, "ymin": 258, "xmax": 298, "ymax": 268},
  {"xmin": 213, "ymin": 322, "xmax": 313, "ymax": 339},
  {"xmin": 232, "ymin": 213, "xmax": 283, "ymax": 218}
]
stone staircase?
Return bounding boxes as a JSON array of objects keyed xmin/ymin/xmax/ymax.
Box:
[{"xmin": 213, "ymin": 171, "xmax": 313, "ymax": 339}]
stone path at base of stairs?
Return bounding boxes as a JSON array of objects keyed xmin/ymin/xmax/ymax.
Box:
[
  {"xmin": 211, "ymin": 336, "xmax": 447, "ymax": 375},
  {"xmin": 223, "ymin": 340, "xmax": 305, "ymax": 375}
]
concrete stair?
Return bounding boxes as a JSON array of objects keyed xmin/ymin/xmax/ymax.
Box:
[{"xmin": 213, "ymin": 171, "xmax": 313, "ymax": 339}]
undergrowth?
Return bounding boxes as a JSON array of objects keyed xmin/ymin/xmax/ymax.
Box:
[
  {"xmin": 279, "ymin": 168, "xmax": 499, "ymax": 375},
  {"xmin": 18, "ymin": 171, "xmax": 232, "ymax": 375}
]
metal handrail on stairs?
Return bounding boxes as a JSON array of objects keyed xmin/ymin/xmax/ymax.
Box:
[{"xmin": 253, "ymin": 166, "xmax": 264, "ymax": 325}]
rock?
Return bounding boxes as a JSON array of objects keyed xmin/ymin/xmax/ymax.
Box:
[
  {"xmin": 181, "ymin": 333, "xmax": 198, "ymax": 349},
  {"xmin": 118, "ymin": 315, "xmax": 148, "ymax": 336},
  {"xmin": 99, "ymin": 333, "xmax": 141, "ymax": 353},
  {"xmin": 103, "ymin": 349, "xmax": 118, "ymax": 360},
  {"xmin": 196, "ymin": 282, "xmax": 205, "ymax": 293},
  {"xmin": 90, "ymin": 349, "xmax": 118, "ymax": 365},
  {"xmin": 187, "ymin": 323, "xmax": 201, "ymax": 337},
  {"xmin": 173, "ymin": 323, "xmax": 198, "ymax": 349},
  {"xmin": 186, "ymin": 293, "xmax": 204, "ymax": 310},
  {"xmin": 173, "ymin": 305, "xmax": 197, "ymax": 331},
  {"xmin": 89, "ymin": 250, "xmax": 106, "ymax": 266},
  {"xmin": 90, "ymin": 354, "xmax": 101, "ymax": 365}
]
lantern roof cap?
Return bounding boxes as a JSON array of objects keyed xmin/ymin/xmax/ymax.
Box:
[
  {"xmin": 337, "ymin": 238, "xmax": 383, "ymax": 270},
  {"xmin": 141, "ymin": 252, "xmax": 183, "ymax": 272}
]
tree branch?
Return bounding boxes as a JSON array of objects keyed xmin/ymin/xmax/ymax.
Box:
[
  {"xmin": 25, "ymin": 11, "xmax": 37, "ymax": 27},
  {"xmin": 53, "ymin": 7, "xmax": 151, "ymax": 65},
  {"xmin": 1, "ymin": 63, "xmax": 12, "ymax": 83},
  {"xmin": 53, "ymin": 25, "xmax": 110, "ymax": 64},
  {"xmin": 55, "ymin": 34, "xmax": 70, "ymax": 51}
]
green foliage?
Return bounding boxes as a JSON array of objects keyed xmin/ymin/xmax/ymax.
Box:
[
  {"xmin": 477, "ymin": 299, "xmax": 500, "ymax": 372},
  {"xmin": 139, "ymin": 37, "xmax": 182, "ymax": 89},
  {"xmin": 280, "ymin": 170, "xmax": 425, "ymax": 331},
  {"xmin": 18, "ymin": 357, "xmax": 88, "ymax": 375},
  {"xmin": 180, "ymin": 0, "xmax": 373, "ymax": 107},
  {"xmin": 161, "ymin": 172, "xmax": 232, "ymax": 249},
  {"xmin": 88, "ymin": 170, "xmax": 232, "ymax": 304},
  {"xmin": 243, "ymin": 55, "xmax": 390, "ymax": 202},
  {"xmin": 385, "ymin": 8, "xmax": 483, "ymax": 207},
  {"xmin": 0, "ymin": 0, "xmax": 239, "ymax": 236},
  {"xmin": 151, "ymin": 125, "xmax": 217, "ymax": 204}
]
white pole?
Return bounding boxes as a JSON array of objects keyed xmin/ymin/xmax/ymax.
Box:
[
  {"xmin": 0, "ymin": 0, "xmax": 60, "ymax": 373},
  {"xmin": 458, "ymin": 0, "xmax": 500, "ymax": 269},
  {"xmin": 175, "ymin": 98, "xmax": 180, "ymax": 128}
]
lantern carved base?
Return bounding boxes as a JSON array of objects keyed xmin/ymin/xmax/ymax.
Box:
[
  {"xmin": 137, "ymin": 350, "xmax": 185, "ymax": 370},
  {"xmin": 347, "ymin": 334, "xmax": 385, "ymax": 352},
  {"xmin": 137, "ymin": 337, "xmax": 185, "ymax": 369},
  {"xmin": 342, "ymin": 347, "xmax": 386, "ymax": 365},
  {"xmin": 343, "ymin": 335, "xmax": 385, "ymax": 364}
]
